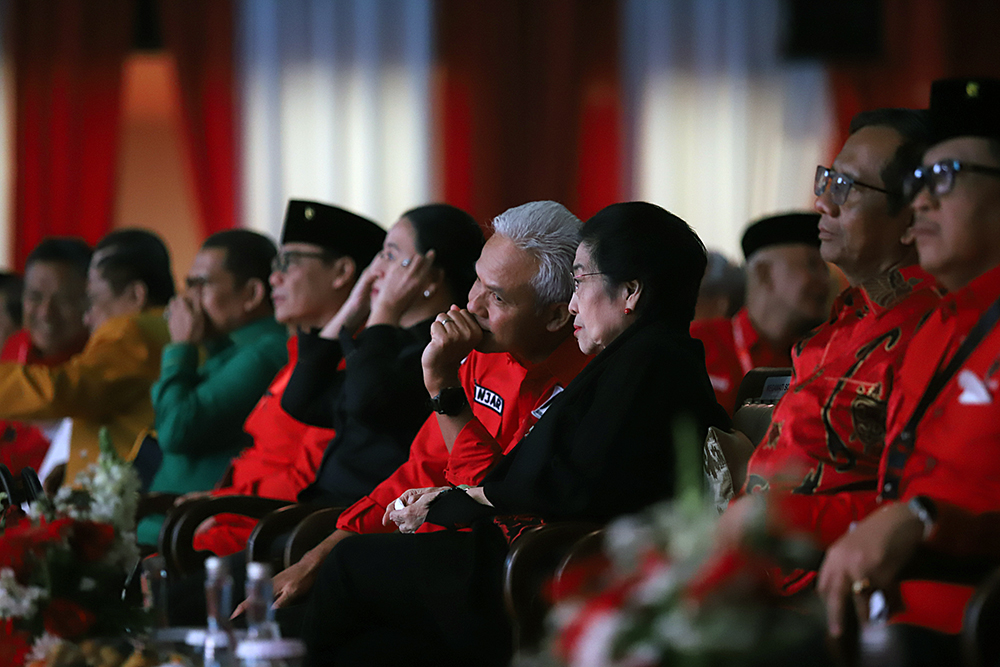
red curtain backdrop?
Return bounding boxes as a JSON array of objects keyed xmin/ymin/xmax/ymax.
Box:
[
  {"xmin": 829, "ymin": 0, "xmax": 1000, "ymax": 158},
  {"xmin": 436, "ymin": 0, "xmax": 622, "ymax": 225},
  {"xmin": 11, "ymin": 0, "xmax": 134, "ymax": 269},
  {"xmin": 159, "ymin": 0, "xmax": 240, "ymax": 237}
]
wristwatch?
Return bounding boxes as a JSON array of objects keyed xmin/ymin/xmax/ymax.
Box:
[
  {"xmin": 428, "ymin": 387, "xmax": 468, "ymax": 416},
  {"xmin": 907, "ymin": 495, "xmax": 937, "ymax": 541}
]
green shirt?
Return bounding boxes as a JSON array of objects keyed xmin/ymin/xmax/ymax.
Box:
[{"xmin": 137, "ymin": 317, "xmax": 288, "ymax": 545}]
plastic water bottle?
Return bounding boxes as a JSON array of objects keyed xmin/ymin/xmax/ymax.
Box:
[
  {"xmin": 204, "ymin": 556, "xmax": 235, "ymax": 667},
  {"xmin": 244, "ymin": 561, "xmax": 280, "ymax": 640}
]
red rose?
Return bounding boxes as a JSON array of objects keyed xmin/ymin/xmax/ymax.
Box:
[
  {"xmin": 0, "ymin": 517, "xmax": 72, "ymax": 577},
  {"xmin": 43, "ymin": 597, "xmax": 97, "ymax": 639},
  {"xmin": 68, "ymin": 521, "xmax": 116, "ymax": 563},
  {"xmin": 0, "ymin": 618, "xmax": 32, "ymax": 666}
]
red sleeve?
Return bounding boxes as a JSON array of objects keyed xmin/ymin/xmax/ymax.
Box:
[
  {"xmin": 444, "ymin": 418, "xmax": 504, "ymax": 486},
  {"xmin": 769, "ymin": 491, "xmax": 881, "ymax": 548},
  {"xmin": 337, "ymin": 415, "xmax": 452, "ymax": 535}
]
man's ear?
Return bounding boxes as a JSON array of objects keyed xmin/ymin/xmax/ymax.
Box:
[
  {"xmin": 242, "ymin": 278, "xmax": 268, "ymax": 312},
  {"xmin": 330, "ymin": 256, "xmax": 357, "ymax": 291},
  {"xmin": 123, "ymin": 280, "xmax": 148, "ymax": 312},
  {"xmin": 128, "ymin": 280, "xmax": 149, "ymax": 311},
  {"xmin": 544, "ymin": 301, "xmax": 572, "ymax": 332},
  {"xmin": 622, "ymin": 279, "xmax": 642, "ymax": 312},
  {"xmin": 752, "ymin": 258, "xmax": 774, "ymax": 290}
]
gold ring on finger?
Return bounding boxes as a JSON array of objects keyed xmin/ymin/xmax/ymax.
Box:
[{"xmin": 851, "ymin": 578, "xmax": 872, "ymax": 595}]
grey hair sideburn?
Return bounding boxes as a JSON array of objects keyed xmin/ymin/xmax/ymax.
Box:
[{"xmin": 490, "ymin": 201, "xmax": 582, "ymax": 307}]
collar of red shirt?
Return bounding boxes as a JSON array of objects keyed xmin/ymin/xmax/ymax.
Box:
[
  {"xmin": 509, "ymin": 332, "xmax": 591, "ymax": 388},
  {"xmin": 832, "ymin": 264, "xmax": 938, "ymax": 319}
]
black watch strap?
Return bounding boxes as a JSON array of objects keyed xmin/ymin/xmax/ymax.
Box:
[{"xmin": 429, "ymin": 387, "xmax": 468, "ymax": 416}]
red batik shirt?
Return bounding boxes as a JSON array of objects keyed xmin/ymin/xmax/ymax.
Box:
[
  {"xmin": 691, "ymin": 308, "xmax": 792, "ymax": 415},
  {"xmin": 745, "ymin": 266, "xmax": 940, "ymax": 557},
  {"xmin": 876, "ymin": 262, "xmax": 1000, "ymax": 634},
  {"xmin": 336, "ymin": 336, "xmax": 590, "ymax": 536}
]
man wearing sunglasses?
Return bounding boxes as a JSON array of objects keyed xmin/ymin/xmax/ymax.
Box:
[
  {"xmin": 716, "ymin": 108, "xmax": 942, "ymax": 593},
  {"xmin": 818, "ymin": 78, "xmax": 1000, "ymax": 658}
]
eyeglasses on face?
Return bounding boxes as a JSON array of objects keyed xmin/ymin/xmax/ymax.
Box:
[
  {"xmin": 571, "ymin": 272, "xmax": 604, "ymax": 293},
  {"xmin": 271, "ymin": 250, "xmax": 330, "ymax": 273},
  {"xmin": 902, "ymin": 159, "xmax": 1000, "ymax": 202},
  {"xmin": 815, "ymin": 165, "xmax": 892, "ymax": 206}
]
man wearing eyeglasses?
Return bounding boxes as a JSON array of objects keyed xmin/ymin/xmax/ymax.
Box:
[
  {"xmin": 137, "ymin": 229, "xmax": 290, "ymax": 546},
  {"xmin": 715, "ymin": 108, "xmax": 941, "ymax": 592},
  {"xmin": 174, "ymin": 201, "xmax": 387, "ymax": 558},
  {"xmin": 691, "ymin": 212, "xmax": 830, "ymax": 415},
  {"xmin": 816, "ymin": 78, "xmax": 1000, "ymax": 656}
]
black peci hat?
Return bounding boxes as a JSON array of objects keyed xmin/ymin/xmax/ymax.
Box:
[
  {"xmin": 740, "ymin": 212, "xmax": 820, "ymax": 261},
  {"xmin": 280, "ymin": 200, "xmax": 386, "ymax": 268},
  {"xmin": 928, "ymin": 77, "xmax": 1000, "ymax": 145}
]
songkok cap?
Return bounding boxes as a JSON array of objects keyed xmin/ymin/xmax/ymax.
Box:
[
  {"xmin": 928, "ymin": 77, "xmax": 1000, "ymax": 144},
  {"xmin": 280, "ymin": 200, "xmax": 385, "ymax": 268},
  {"xmin": 740, "ymin": 212, "xmax": 820, "ymax": 261}
]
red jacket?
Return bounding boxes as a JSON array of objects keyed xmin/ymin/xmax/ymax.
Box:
[
  {"xmin": 876, "ymin": 262, "xmax": 1000, "ymax": 633},
  {"xmin": 336, "ymin": 336, "xmax": 590, "ymax": 536},
  {"xmin": 192, "ymin": 337, "xmax": 336, "ymax": 557}
]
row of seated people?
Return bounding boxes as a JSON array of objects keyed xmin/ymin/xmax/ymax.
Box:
[
  {"xmin": 164, "ymin": 76, "xmax": 1000, "ymax": 667},
  {"xmin": 4, "ymin": 75, "xmax": 1000, "ymax": 666}
]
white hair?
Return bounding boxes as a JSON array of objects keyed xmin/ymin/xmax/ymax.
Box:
[{"xmin": 490, "ymin": 201, "xmax": 581, "ymax": 307}]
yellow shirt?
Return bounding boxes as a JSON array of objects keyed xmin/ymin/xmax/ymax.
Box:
[{"xmin": 0, "ymin": 308, "xmax": 170, "ymax": 484}]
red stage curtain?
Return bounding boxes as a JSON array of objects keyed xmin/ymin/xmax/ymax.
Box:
[
  {"xmin": 11, "ymin": 0, "xmax": 134, "ymax": 269},
  {"xmin": 437, "ymin": 0, "xmax": 622, "ymax": 224},
  {"xmin": 829, "ymin": 0, "xmax": 1000, "ymax": 159},
  {"xmin": 159, "ymin": 0, "xmax": 240, "ymax": 237}
]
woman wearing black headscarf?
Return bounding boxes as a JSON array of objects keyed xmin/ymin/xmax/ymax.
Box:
[{"xmin": 299, "ymin": 202, "xmax": 731, "ymax": 666}]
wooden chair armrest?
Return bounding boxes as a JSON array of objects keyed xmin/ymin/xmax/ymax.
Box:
[
  {"xmin": 284, "ymin": 507, "xmax": 346, "ymax": 568},
  {"xmin": 247, "ymin": 503, "xmax": 332, "ymax": 568},
  {"xmin": 159, "ymin": 495, "xmax": 293, "ymax": 575},
  {"xmin": 503, "ymin": 521, "xmax": 602, "ymax": 652}
]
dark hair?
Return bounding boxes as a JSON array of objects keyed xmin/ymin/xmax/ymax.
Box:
[
  {"xmin": 202, "ymin": 230, "xmax": 278, "ymax": 298},
  {"xmin": 0, "ymin": 272, "xmax": 23, "ymax": 325},
  {"xmin": 581, "ymin": 202, "xmax": 707, "ymax": 327},
  {"xmin": 700, "ymin": 251, "xmax": 745, "ymax": 317},
  {"xmin": 25, "ymin": 237, "xmax": 92, "ymax": 278},
  {"xmin": 850, "ymin": 108, "xmax": 931, "ymax": 215},
  {"xmin": 94, "ymin": 229, "xmax": 176, "ymax": 307},
  {"xmin": 401, "ymin": 204, "xmax": 485, "ymax": 307}
]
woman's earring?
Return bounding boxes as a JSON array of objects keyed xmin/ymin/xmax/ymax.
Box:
[
  {"xmin": 624, "ymin": 308, "xmax": 633, "ymax": 315},
  {"xmin": 423, "ymin": 290, "xmax": 432, "ymax": 298}
]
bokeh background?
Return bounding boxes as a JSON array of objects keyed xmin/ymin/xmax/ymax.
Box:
[{"xmin": 2, "ymin": 0, "xmax": 998, "ymax": 280}]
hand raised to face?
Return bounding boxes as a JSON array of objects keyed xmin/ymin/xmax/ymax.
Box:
[{"xmin": 421, "ymin": 306, "xmax": 483, "ymax": 396}]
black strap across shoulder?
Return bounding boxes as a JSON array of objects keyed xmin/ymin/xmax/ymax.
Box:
[{"xmin": 882, "ymin": 292, "xmax": 1000, "ymax": 500}]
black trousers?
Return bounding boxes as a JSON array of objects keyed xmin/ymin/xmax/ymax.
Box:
[{"xmin": 301, "ymin": 525, "xmax": 512, "ymax": 667}]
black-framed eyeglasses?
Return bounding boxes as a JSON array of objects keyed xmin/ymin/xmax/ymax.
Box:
[
  {"xmin": 271, "ymin": 250, "xmax": 329, "ymax": 273},
  {"xmin": 902, "ymin": 159, "xmax": 1000, "ymax": 202},
  {"xmin": 572, "ymin": 272, "xmax": 604, "ymax": 293},
  {"xmin": 815, "ymin": 165, "xmax": 891, "ymax": 206}
]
